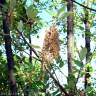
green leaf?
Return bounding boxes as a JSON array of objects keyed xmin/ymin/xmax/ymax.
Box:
[
  {"xmin": 67, "ymin": 74, "xmax": 76, "ymax": 90},
  {"xmin": 57, "ymin": 6, "xmax": 65, "ymax": 16},
  {"xmin": 79, "ymin": 47, "xmax": 87, "ymax": 61},
  {"xmin": 56, "ymin": 93, "xmax": 61, "ymax": 96},
  {"xmin": 34, "ymin": 0, "xmax": 39, "ymax": 2},
  {"xmin": 26, "ymin": 5, "xmax": 38, "ymax": 20},
  {"xmin": 14, "ymin": 65, "xmax": 19, "ymax": 71},
  {"xmin": 59, "ymin": 61, "xmax": 64, "ymax": 68},
  {"xmin": 32, "ymin": 44, "xmax": 40, "ymax": 49},
  {"xmin": 9, "ymin": 0, "xmax": 16, "ymax": 10},
  {"xmin": 56, "ymin": 56, "xmax": 64, "ymax": 68},
  {"xmin": 17, "ymin": 20, "xmax": 23, "ymax": 32},
  {"xmin": 79, "ymin": 26, "xmax": 84, "ymax": 30},
  {"xmin": 52, "ymin": 89, "xmax": 59, "ymax": 96},
  {"xmin": 74, "ymin": 60, "xmax": 83, "ymax": 67},
  {"xmin": 85, "ymin": 63, "xmax": 93, "ymax": 73},
  {"xmin": 46, "ymin": 10, "xmax": 57, "ymax": 17},
  {"xmin": 58, "ymin": 11, "xmax": 74, "ymax": 20}
]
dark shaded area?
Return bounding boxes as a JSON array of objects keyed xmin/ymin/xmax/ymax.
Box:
[{"xmin": 0, "ymin": 0, "xmax": 17, "ymax": 96}]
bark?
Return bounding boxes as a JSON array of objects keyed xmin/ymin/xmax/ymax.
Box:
[
  {"xmin": 67, "ymin": 0, "xmax": 74, "ymax": 73},
  {"xmin": 29, "ymin": 35, "xmax": 32, "ymax": 63},
  {"xmin": 0, "ymin": 0, "xmax": 17, "ymax": 96},
  {"xmin": 67, "ymin": 0, "xmax": 74, "ymax": 95},
  {"xmin": 28, "ymin": 25, "xmax": 32, "ymax": 63},
  {"xmin": 84, "ymin": 9, "xmax": 91, "ymax": 89}
]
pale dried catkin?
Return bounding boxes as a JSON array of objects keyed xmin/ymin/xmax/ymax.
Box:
[{"xmin": 41, "ymin": 24, "xmax": 60, "ymax": 70}]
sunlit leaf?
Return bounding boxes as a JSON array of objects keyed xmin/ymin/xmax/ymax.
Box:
[
  {"xmin": 17, "ymin": 20, "xmax": 23, "ymax": 32},
  {"xmin": 79, "ymin": 47, "xmax": 87, "ymax": 61},
  {"xmin": 57, "ymin": 6, "xmax": 65, "ymax": 16},
  {"xmin": 85, "ymin": 63, "xmax": 93, "ymax": 72},
  {"xmin": 32, "ymin": 44, "xmax": 40, "ymax": 48},
  {"xmin": 46, "ymin": 10, "xmax": 57, "ymax": 17},
  {"xmin": 26, "ymin": 5, "xmax": 38, "ymax": 20},
  {"xmin": 58, "ymin": 11, "xmax": 74, "ymax": 20}
]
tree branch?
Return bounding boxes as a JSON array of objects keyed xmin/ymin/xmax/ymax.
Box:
[
  {"xmin": 16, "ymin": 29, "xmax": 69, "ymax": 95},
  {"xmin": 71, "ymin": 0, "xmax": 96, "ymax": 12},
  {"xmin": 45, "ymin": 67, "xmax": 69, "ymax": 96},
  {"xmin": 74, "ymin": 66, "xmax": 83, "ymax": 92},
  {"xmin": 16, "ymin": 28, "xmax": 39, "ymax": 58}
]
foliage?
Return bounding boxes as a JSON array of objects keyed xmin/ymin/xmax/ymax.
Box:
[{"xmin": 0, "ymin": 0, "xmax": 96, "ymax": 96}]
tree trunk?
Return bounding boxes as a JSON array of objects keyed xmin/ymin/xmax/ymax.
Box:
[
  {"xmin": 0, "ymin": 0, "xmax": 17, "ymax": 96},
  {"xmin": 67, "ymin": 0, "xmax": 74, "ymax": 95},
  {"xmin": 67, "ymin": 0, "xmax": 74, "ymax": 74},
  {"xmin": 84, "ymin": 9, "xmax": 91, "ymax": 90}
]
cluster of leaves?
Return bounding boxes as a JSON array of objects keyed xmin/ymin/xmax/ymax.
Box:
[
  {"xmin": 1, "ymin": 0, "xmax": 96, "ymax": 96},
  {"xmin": 0, "ymin": 0, "xmax": 45, "ymax": 95}
]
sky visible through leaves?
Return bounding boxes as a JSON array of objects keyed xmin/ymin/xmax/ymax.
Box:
[{"xmin": 27, "ymin": 0, "xmax": 96, "ymax": 89}]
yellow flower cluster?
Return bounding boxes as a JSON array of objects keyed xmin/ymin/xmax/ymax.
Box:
[{"xmin": 41, "ymin": 24, "xmax": 60, "ymax": 70}]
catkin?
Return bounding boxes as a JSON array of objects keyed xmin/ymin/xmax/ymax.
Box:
[{"xmin": 41, "ymin": 24, "xmax": 60, "ymax": 70}]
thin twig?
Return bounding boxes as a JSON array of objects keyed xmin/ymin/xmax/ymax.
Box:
[
  {"xmin": 71, "ymin": 0, "xmax": 96, "ymax": 12},
  {"xmin": 16, "ymin": 28, "xmax": 69, "ymax": 95},
  {"xmin": 74, "ymin": 46, "xmax": 96, "ymax": 92},
  {"xmin": 55, "ymin": 65, "xmax": 67, "ymax": 78},
  {"xmin": 16, "ymin": 28, "xmax": 39, "ymax": 58},
  {"xmin": 32, "ymin": 56, "xmax": 41, "ymax": 62},
  {"xmin": 49, "ymin": 64, "xmax": 60, "ymax": 83},
  {"xmin": 53, "ymin": 69, "xmax": 60, "ymax": 83},
  {"xmin": 45, "ymin": 67, "xmax": 69, "ymax": 96},
  {"xmin": 74, "ymin": 64, "xmax": 84, "ymax": 92}
]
